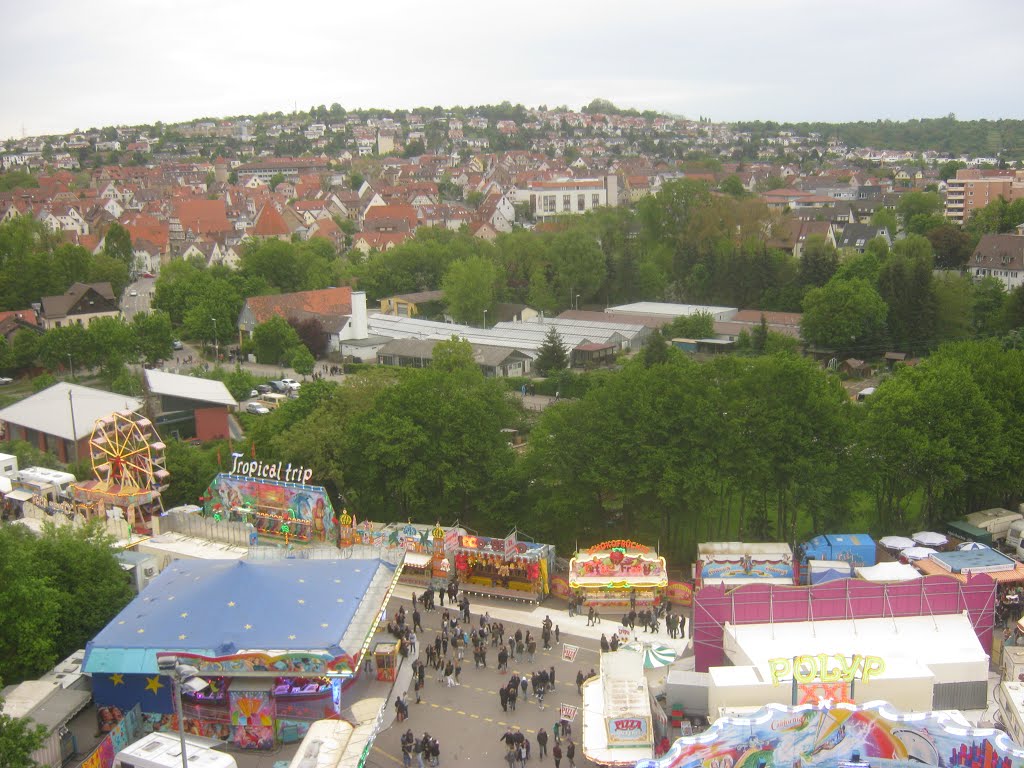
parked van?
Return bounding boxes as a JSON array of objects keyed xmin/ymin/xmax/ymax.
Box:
[
  {"xmin": 1007, "ymin": 519, "xmax": 1024, "ymax": 555},
  {"xmin": 259, "ymin": 393, "xmax": 288, "ymax": 410},
  {"xmin": 966, "ymin": 508, "xmax": 1023, "ymax": 544}
]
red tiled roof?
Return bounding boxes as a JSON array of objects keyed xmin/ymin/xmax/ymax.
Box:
[
  {"xmin": 173, "ymin": 199, "xmax": 232, "ymax": 235},
  {"xmin": 0, "ymin": 308, "xmax": 38, "ymax": 326},
  {"xmin": 244, "ymin": 287, "xmax": 352, "ymax": 325},
  {"xmin": 363, "ymin": 204, "xmax": 418, "ymax": 230},
  {"xmin": 252, "ymin": 204, "xmax": 290, "ymax": 237}
]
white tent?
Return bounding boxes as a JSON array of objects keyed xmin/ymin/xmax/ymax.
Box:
[{"xmin": 855, "ymin": 562, "xmax": 923, "ymax": 582}]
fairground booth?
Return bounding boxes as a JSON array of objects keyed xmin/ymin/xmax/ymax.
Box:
[
  {"xmin": 83, "ymin": 558, "xmax": 401, "ymax": 749},
  {"xmin": 694, "ymin": 541, "xmax": 795, "ymax": 588},
  {"xmin": 569, "ymin": 540, "xmax": 668, "ymax": 609},
  {"xmin": 201, "ymin": 469, "xmax": 340, "ymax": 546},
  {"xmin": 451, "ymin": 529, "xmax": 553, "ymax": 601},
  {"xmin": 352, "ymin": 520, "xmax": 459, "ymax": 588}
]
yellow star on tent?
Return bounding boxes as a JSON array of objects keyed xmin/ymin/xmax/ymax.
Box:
[
  {"xmin": 336, "ymin": 598, "xmax": 344, "ymax": 603},
  {"xmin": 298, "ymin": 579, "xmax": 305, "ymax": 583},
  {"xmin": 145, "ymin": 676, "xmax": 164, "ymax": 693},
  {"xmin": 297, "ymin": 599, "xmax": 305, "ymax": 605},
  {"xmin": 179, "ymin": 634, "xmax": 187, "ymax": 641},
  {"xmin": 118, "ymin": 620, "xmax": 126, "ymax": 625},
  {"xmin": 321, "ymin": 623, "xmax": 329, "ymax": 628},
  {"xmin": 110, "ymin": 674, "xmax": 124, "ymax": 686},
  {"xmin": 180, "ymin": 612, "xmax": 189, "ymax": 619},
  {"xmin": 289, "ymin": 635, "xmax": 297, "ymax": 640},
  {"xmin": 167, "ymin": 596, "xmax": 175, "ymax": 601},
  {"xmin": 244, "ymin": 624, "xmax": 253, "ymax": 630},
  {"xmin": 137, "ymin": 628, "xmax": 145, "ymax": 634},
  {"xmin": 228, "ymin": 601, "xmax": 236, "ymax": 607}
]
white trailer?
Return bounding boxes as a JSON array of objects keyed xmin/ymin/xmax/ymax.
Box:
[
  {"xmin": 113, "ymin": 732, "xmax": 237, "ymax": 768},
  {"xmin": 966, "ymin": 508, "xmax": 1022, "ymax": 542}
]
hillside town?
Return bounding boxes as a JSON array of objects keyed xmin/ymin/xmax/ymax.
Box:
[{"xmin": 3, "ymin": 95, "xmax": 1024, "ymax": 768}]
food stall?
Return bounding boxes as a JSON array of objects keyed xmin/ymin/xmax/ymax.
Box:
[
  {"xmin": 569, "ymin": 540, "xmax": 668, "ymax": 609},
  {"xmin": 372, "ymin": 641, "xmax": 401, "ymax": 683},
  {"xmin": 451, "ymin": 531, "xmax": 553, "ymax": 602},
  {"xmin": 582, "ymin": 644, "xmax": 659, "ymax": 766}
]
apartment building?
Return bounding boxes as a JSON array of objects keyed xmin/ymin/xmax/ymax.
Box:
[
  {"xmin": 944, "ymin": 169, "xmax": 1024, "ymax": 224},
  {"xmin": 514, "ymin": 175, "xmax": 618, "ymax": 221}
]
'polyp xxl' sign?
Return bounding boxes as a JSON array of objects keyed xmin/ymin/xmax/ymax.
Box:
[{"xmin": 768, "ymin": 653, "xmax": 885, "ymax": 686}]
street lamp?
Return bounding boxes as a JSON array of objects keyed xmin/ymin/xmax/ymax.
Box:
[
  {"xmin": 211, "ymin": 318, "xmax": 218, "ymax": 361},
  {"xmin": 575, "ymin": 294, "xmax": 580, "ymax": 310},
  {"xmin": 66, "ymin": 353, "xmax": 74, "ymax": 380},
  {"xmin": 482, "ymin": 309, "xmax": 488, "ymax": 329},
  {"xmin": 157, "ymin": 656, "xmax": 208, "ymax": 768}
]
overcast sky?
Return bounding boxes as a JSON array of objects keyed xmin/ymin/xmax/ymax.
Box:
[{"xmin": 2, "ymin": 0, "xmax": 1022, "ymax": 140}]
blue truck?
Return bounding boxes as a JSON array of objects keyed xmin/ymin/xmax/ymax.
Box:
[{"xmin": 800, "ymin": 533, "xmax": 877, "ymax": 584}]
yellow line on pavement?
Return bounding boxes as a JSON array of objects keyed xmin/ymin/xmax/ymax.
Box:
[{"xmin": 373, "ymin": 747, "xmax": 403, "ymax": 766}]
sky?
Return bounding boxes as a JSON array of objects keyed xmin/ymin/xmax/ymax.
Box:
[{"xmin": 2, "ymin": 0, "xmax": 1023, "ymax": 140}]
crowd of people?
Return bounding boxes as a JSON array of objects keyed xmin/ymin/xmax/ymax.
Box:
[{"xmin": 383, "ymin": 582, "xmax": 687, "ymax": 765}]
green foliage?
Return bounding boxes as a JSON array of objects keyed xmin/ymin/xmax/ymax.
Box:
[
  {"xmin": 111, "ymin": 366, "xmax": 143, "ymax": 396},
  {"xmin": 162, "ymin": 438, "xmax": 221, "ymax": 509},
  {"xmin": 0, "ymin": 170, "xmax": 40, "ymax": 191},
  {"xmin": 733, "ymin": 116, "xmax": 1024, "ymax": 159},
  {"xmin": 534, "ymin": 327, "xmax": 569, "ymax": 376},
  {"xmin": 926, "ymin": 223, "xmax": 974, "ymax": 269},
  {"xmin": 10, "ymin": 330, "xmax": 40, "ymax": 370},
  {"xmin": 268, "ymin": 172, "xmax": 286, "ymax": 191},
  {"xmin": 103, "ymin": 222, "xmax": 134, "ymax": 268},
  {"xmin": 31, "ymin": 373, "xmax": 56, "ymax": 392},
  {"xmin": 132, "ymin": 311, "xmax": 175, "ymax": 364},
  {"xmin": 797, "ymin": 236, "xmax": 839, "ymax": 289},
  {"xmin": 877, "ymin": 235, "xmax": 936, "ymax": 353},
  {"xmin": 0, "ymin": 521, "xmax": 132, "ymax": 684},
  {"xmin": 966, "ymin": 197, "xmax": 1024, "ymax": 236},
  {"xmin": 290, "ymin": 345, "xmax": 315, "ymax": 376},
  {"xmin": 662, "ymin": 312, "xmax": 714, "ymax": 340},
  {"xmin": 0, "ymin": 688, "xmax": 47, "ymax": 768},
  {"xmin": 0, "ymin": 440, "xmax": 62, "ymax": 470},
  {"xmin": 252, "ymin": 315, "xmax": 301, "ymax": 364},
  {"xmin": 870, "ymin": 208, "xmax": 898, "ymax": 237},
  {"xmin": 801, "ymin": 277, "xmax": 888, "ymax": 356},
  {"xmin": 442, "ymin": 255, "xmax": 500, "ymax": 324}
]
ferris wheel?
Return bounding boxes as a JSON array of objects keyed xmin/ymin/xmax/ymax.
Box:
[{"xmin": 89, "ymin": 411, "xmax": 169, "ymax": 492}]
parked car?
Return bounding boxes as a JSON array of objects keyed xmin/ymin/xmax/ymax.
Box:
[
  {"xmin": 172, "ymin": 340, "xmax": 184, "ymax": 350},
  {"xmin": 129, "ymin": 289, "xmax": 138, "ymax": 297},
  {"xmin": 249, "ymin": 389, "xmax": 259, "ymax": 399},
  {"xmin": 0, "ymin": 377, "xmax": 12, "ymax": 385},
  {"xmin": 256, "ymin": 383, "xmax": 273, "ymax": 394},
  {"xmin": 140, "ymin": 272, "xmax": 155, "ymax": 278},
  {"xmin": 280, "ymin": 378, "xmax": 301, "ymax": 391},
  {"xmin": 246, "ymin": 402, "xmax": 270, "ymax": 415}
]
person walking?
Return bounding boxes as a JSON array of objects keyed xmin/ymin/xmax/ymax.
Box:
[
  {"xmin": 554, "ymin": 625, "xmax": 560, "ymax": 644},
  {"xmin": 576, "ymin": 670, "xmax": 585, "ymax": 695},
  {"xmin": 600, "ymin": 634, "xmax": 609, "ymax": 653},
  {"xmin": 552, "ymin": 743, "xmax": 562, "ymax": 768},
  {"xmin": 521, "ymin": 676, "xmax": 529, "ymax": 702},
  {"xmin": 565, "ymin": 741, "xmax": 575, "ymax": 768},
  {"xmin": 413, "ymin": 608, "xmax": 422, "ymax": 632},
  {"xmin": 499, "ymin": 686, "xmax": 509, "ymax": 712},
  {"xmin": 537, "ymin": 729, "xmax": 548, "ymax": 758},
  {"xmin": 444, "ymin": 660, "xmax": 455, "ymax": 687},
  {"xmin": 549, "ymin": 665, "xmax": 556, "ymax": 689},
  {"xmin": 587, "ymin": 607, "xmax": 595, "ymax": 626},
  {"xmin": 508, "ymin": 682, "xmax": 518, "ymax": 712},
  {"xmin": 402, "ymin": 731, "xmax": 414, "ymax": 768}
]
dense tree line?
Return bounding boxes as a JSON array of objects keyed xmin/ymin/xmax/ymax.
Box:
[
  {"xmin": 229, "ymin": 337, "xmax": 1024, "ymax": 565},
  {"xmin": 0, "ymin": 521, "xmax": 133, "ymax": 684},
  {"xmin": 733, "ymin": 116, "xmax": 1024, "ymax": 159}
]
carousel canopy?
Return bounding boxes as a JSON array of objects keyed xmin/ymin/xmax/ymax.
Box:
[
  {"xmin": 82, "ymin": 558, "xmax": 397, "ymax": 675},
  {"xmin": 622, "ymin": 641, "xmax": 677, "ymax": 669}
]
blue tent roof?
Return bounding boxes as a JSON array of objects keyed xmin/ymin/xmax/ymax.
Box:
[{"xmin": 83, "ymin": 558, "xmax": 395, "ymax": 674}]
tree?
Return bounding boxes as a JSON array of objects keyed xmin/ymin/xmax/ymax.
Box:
[
  {"xmin": 662, "ymin": 311, "xmax": 714, "ymax": 340},
  {"xmin": 877, "ymin": 235, "xmax": 937, "ymax": 352},
  {"xmin": 870, "ymin": 208, "xmax": 898, "ymax": 238},
  {"xmin": 0, "ymin": 689, "xmax": 47, "ymax": 768},
  {"xmin": 973, "ymin": 277, "xmax": 1007, "ymax": 337},
  {"xmin": 534, "ymin": 327, "xmax": 569, "ymax": 376},
  {"xmin": 719, "ymin": 175, "xmax": 747, "ymax": 198},
  {"xmin": 252, "ymin": 315, "xmax": 301, "ymax": 364},
  {"xmin": 87, "ymin": 252, "xmax": 130, "ymax": 297},
  {"xmin": 30, "ymin": 520, "xmax": 135, "ymax": 662},
  {"xmin": 441, "ymin": 256, "xmax": 500, "ymax": 325},
  {"xmin": 349, "ymin": 172, "xmax": 364, "ymax": 191},
  {"xmin": 182, "ymin": 278, "xmax": 243, "ymax": 352},
  {"xmin": 641, "ymin": 332, "xmax": 669, "ymax": 366},
  {"xmin": 927, "ymin": 223, "xmax": 974, "ymax": 269},
  {"xmin": 797, "ymin": 236, "xmax": 839, "ymax": 288},
  {"xmin": 268, "ymin": 172, "xmax": 286, "ymax": 191},
  {"xmin": 801, "ymin": 277, "xmax": 888, "ymax": 356},
  {"xmin": 291, "ymin": 345, "xmax": 315, "ymax": 376},
  {"xmin": 0, "ymin": 524, "xmax": 61, "ymax": 683},
  {"xmin": 132, "ymin": 311, "xmax": 174, "ymax": 364},
  {"xmin": 896, "ymin": 191, "xmax": 942, "ymax": 229},
  {"xmin": 288, "ymin": 316, "xmax": 329, "ymax": 358},
  {"xmin": 103, "ymin": 222, "xmax": 133, "ymax": 268}
]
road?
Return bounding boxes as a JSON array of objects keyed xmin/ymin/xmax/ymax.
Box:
[{"xmin": 120, "ymin": 276, "xmax": 156, "ymax": 321}]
